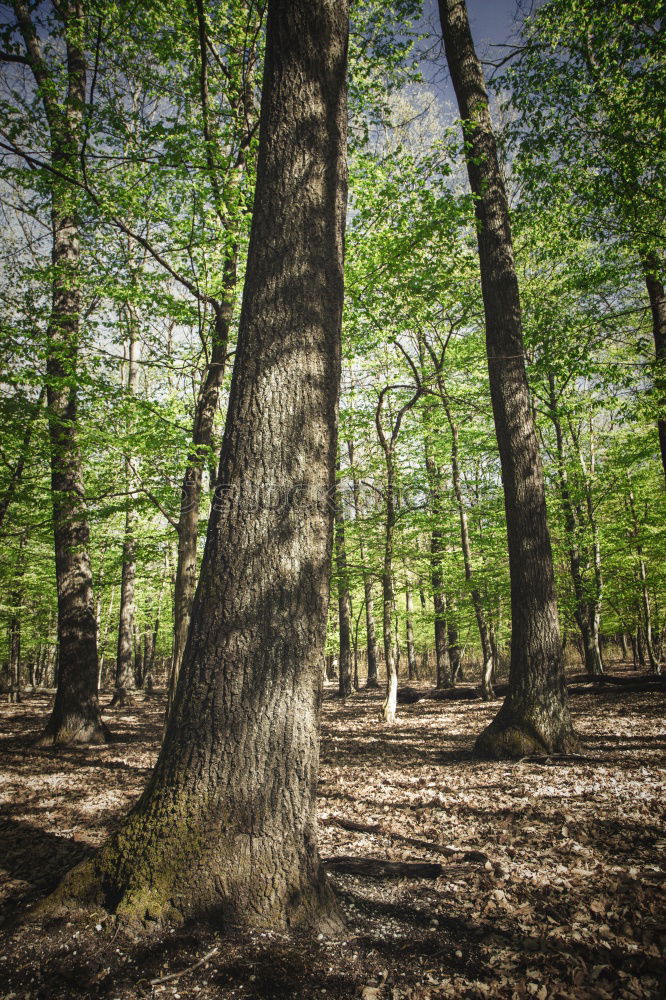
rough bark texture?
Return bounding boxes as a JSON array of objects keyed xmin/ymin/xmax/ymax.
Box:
[
  {"xmin": 13, "ymin": 0, "xmax": 109, "ymax": 745},
  {"xmin": 438, "ymin": 0, "xmax": 575, "ymax": 757},
  {"xmin": 46, "ymin": 0, "xmax": 348, "ymax": 930}
]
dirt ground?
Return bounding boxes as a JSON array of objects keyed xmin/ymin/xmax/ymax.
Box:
[{"xmin": 0, "ymin": 678, "xmax": 664, "ymax": 999}]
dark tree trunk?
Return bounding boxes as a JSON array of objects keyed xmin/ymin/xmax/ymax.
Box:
[
  {"xmin": 448, "ymin": 621, "xmax": 462, "ymax": 684},
  {"xmin": 641, "ymin": 253, "xmax": 666, "ymax": 482},
  {"xmin": 13, "ymin": 0, "xmax": 109, "ymax": 745},
  {"xmin": 48, "ymin": 0, "xmax": 348, "ymax": 930},
  {"xmin": 438, "ymin": 0, "xmax": 575, "ymax": 756}
]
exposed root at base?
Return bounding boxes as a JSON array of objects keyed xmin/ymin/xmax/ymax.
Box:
[{"xmin": 474, "ymin": 717, "xmax": 579, "ymax": 760}]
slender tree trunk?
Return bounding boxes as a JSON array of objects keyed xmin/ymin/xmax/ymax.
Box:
[
  {"xmin": 438, "ymin": 0, "xmax": 575, "ymax": 756},
  {"xmin": 641, "ymin": 253, "xmax": 666, "ymax": 483},
  {"xmin": 381, "ymin": 483, "xmax": 398, "ymax": 723},
  {"xmin": 167, "ymin": 293, "xmax": 233, "ymax": 718},
  {"xmin": 448, "ymin": 621, "xmax": 462, "ymax": 684},
  {"xmin": 348, "ymin": 440, "xmax": 379, "ymax": 687},
  {"xmin": 423, "ymin": 439, "xmax": 451, "ymax": 688},
  {"xmin": 627, "ymin": 484, "xmax": 660, "ymax": 674},
  {"xmin": 620, "ymin": 632, "xmax": 630, "ymax": 662},
  {"xmin": 48, "ymin": 0, "xmax": 348, "ymax": 929},
  {"xmin": 8, "ymin": 530, "xmax": 27, "ymax": 704},
  {"xmin": 13, "ymin": 0, "xmax": 109, "ymax": 745},
  {"xmin": 8, "ymin": 614, "xmax": 21, "ymax": 704},
  {"xmin": 335, "ymin": 472, "xmax": 353, "ymax": 698},
  {"xmin": 0, "ymin": 387, "xmax": 45, "ymax": 535},
  {"xmin": 111, "ymin": 327, "xmax": 139, "ymax": 708},
  {"xmin": 405, "ymin": 582, "xmax": 417, "ymax": 681},
  {"xmin": 548, "ymin": 375, "xmax": 604, "ymax": 676},
  {"xmin": 441, "ymin": 391, "xmax": 494, "ymax": 699}
]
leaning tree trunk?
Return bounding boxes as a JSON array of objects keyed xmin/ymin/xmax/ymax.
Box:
[
  {"xmin": 166, "ymin": 292, "xmax": 233, "ymax": 719},
  {"xmin": 46, "ymin": 0, "xmax": 348, "ymax": 930},
  {"xmin": 13, "ymin": 0, "xmax": 109, "ymax": 745},
  {"xmin": 641, "ymin": 253, "xmax": 666, "ymax": 483},
  {"xmin": 438, "ymin": 0, "xmax": 575, "ymax": 756}
]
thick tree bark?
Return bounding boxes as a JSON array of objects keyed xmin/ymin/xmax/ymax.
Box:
[
  {"xmin": 641, "ymin": 253, "xmax": 666, "ymax": 483},
  {"xmin": 438, "ymin": 0, "xmax": 575, "ymax": 756},
  {"xmin": 13, "ymin": 0, "xmax": 109, "ymax": 745},
  {"xmin": 47, "ymin": 0, "xmax": 348, "ymax": 930}
]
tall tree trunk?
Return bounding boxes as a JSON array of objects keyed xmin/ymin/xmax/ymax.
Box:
[
  {"xmin": 441, "ymin": 390, "xmax": 494, "ymax": 699},
  {"xmin": 448, "ymin": 620, "xmax": 462, "ymax": 684},
  {"xmin": 348, "ymin": 440, "xmax": 379, "ymax": 687},
  {"xmin": 335, "ymin": 471, "xmax": 353, "ymax": 698},
  {"xmin": 547, "ymin": 374, "xmax": 604, "ymax": 676},
  {"xmin": 423, "ymin": 438, "xmax": 451, "ymax": 688},
  {"xmin": 627, "ymin": 483, "xmax": 660, "ymax": 674},
  {"xmin": 438, "ymin": 0, "xmax": 575, "ymax": 756},
  {"xmin": 641, "ymin": 253, "xmax": 666, "ymax": 482},
  {"xmin": 167, "ymin": 293, "xmax": 233, "ymax": 718},
  {"xmin": 375, "ymin": 383, "xmax": 421, "ymax": 723},
  {"xmin": 381, "ymin": 482, "xmax": 398, "ymax": 723},
  {"xmin": 0, "ymin": 386, "xmax": 45, "ymax": 535},
  {"xmin": 48, "ymin": 0, "xmax": 348, "ymax": 929},
  {"xmin": 13, "ymin": 0, "xmax": 109, "ymax": 744},
  {"xmin": 111, "ymin": 326, "xmax": 139, "ymax": 708},
  {"xmin": 405, "ymin": 582, "xmax": 417, "ymax": 681}
]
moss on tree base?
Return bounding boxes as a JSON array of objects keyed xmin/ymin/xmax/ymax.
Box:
[
  {"xmin": 475, "ymin": 710, "xmax": 579, "ymax": 760},
  {"xmin": 36, "ymin": 715, "xmax": 112, "ymax": 747},
  {"xmin": 35, "ymin": 826, "xmax": 345, "ymax": 936}
]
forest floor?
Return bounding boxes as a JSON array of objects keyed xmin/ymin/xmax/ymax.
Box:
[{"xmin": 0, "ymin": 671, "xmax": 664, "ymax": 1000}]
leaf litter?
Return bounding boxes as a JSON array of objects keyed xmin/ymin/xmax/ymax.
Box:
[{"xmin": 0, "ymin": 677, "xmax": 664, "ymax": 999}]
